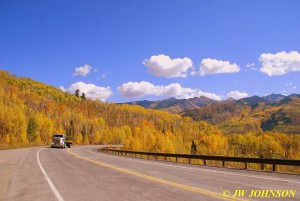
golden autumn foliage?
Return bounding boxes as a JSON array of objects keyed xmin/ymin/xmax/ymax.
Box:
[{"xmin": 0, "ymin": 70, "xmax": 300, "ymax": 162}]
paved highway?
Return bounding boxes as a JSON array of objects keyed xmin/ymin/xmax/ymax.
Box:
[{"xmin": 1, "ymin": 146, "xmax": 299, "ymax": 201}]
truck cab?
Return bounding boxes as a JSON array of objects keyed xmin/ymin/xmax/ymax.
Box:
[{"xmin": 51, "ymin": 134, "xmax": 66, "ymax": 149}]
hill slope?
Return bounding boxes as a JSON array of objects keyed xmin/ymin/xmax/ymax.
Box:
[
  {"xmin": 0, "ymin": 70, "xmax": 221, "ymax": 154},
  {"xmin": 183, "ymin": 96, "xmax": 300, "ymax": 134}
]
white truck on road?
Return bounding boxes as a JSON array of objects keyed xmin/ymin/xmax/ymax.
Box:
[{"xmin": 51, "ymin": 134, "xmax": 66, "ymax": 149}]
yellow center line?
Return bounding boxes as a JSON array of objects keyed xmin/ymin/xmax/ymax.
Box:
[{"xmin": 67, "ymin": 148, "xmax": 246, "ymax": 201}]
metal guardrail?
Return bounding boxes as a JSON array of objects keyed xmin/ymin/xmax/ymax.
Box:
[{"xmin": 99, "ymin": 148, "xmax": 300, "ymax": 172}]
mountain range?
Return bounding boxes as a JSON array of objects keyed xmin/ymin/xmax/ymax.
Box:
[
  {"xmin": 121, "ymin": 96, "xmax": 217, "ymax": 113},
  {"xmin": 122, "ymin": 94, "xmax": 300, "ymax": 134},
  {"xmin": 121, "ymin": 93, "xmax": 298, "ymax": 113}
]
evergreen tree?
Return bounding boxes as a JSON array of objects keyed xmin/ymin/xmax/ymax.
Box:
[
  {"xmin": 75, "ymin": 89, "xmax": 80, "ymax": 97},
  {"xmin": 81, "ymin": 92, "xmax": 86, "ymax": 100},
  {"xmin": 191, "ymin": 140, "xmax": 197, "ymax": 154},
  {"xmin": 27, "ymin": 118, "xmax": 38, "ymax": 142}
]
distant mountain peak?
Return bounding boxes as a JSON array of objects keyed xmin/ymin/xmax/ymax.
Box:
[
  {"xmin": 224, "ymin": 97, "xmax": 236, "ymax": 102},
  {"xmin": 263, "ymin": 94, "xmax": 286, "ymax": 103}
]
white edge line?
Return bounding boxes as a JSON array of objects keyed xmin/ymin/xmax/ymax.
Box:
[{"xmin": 37, "ymin": 148, "xmax": 65, "ymax": 201}]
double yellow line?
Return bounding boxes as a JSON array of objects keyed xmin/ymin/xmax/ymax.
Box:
[{"xmin": 67, "ymin": 148, "xmax": 245, "ymax": 201}]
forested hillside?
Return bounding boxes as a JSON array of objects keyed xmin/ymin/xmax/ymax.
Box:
[
  {"xmin": 0, "ymin": 70, "xmax": 222, "ymax": 154},
  {"xmin": 1, "ymin": 70, "xmax": 300, "ymax": 163},
  {"xmin": 183, "ymin": 97, "xmax": 300, "ymax": 135}
]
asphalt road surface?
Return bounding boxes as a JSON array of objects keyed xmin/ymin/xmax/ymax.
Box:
[{"xmin": 1, "ymin": 145, "xmax": 299, "ymax": 201}]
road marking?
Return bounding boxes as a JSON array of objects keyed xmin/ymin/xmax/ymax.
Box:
[
  {"xmin": 68, "ymin": 148, "xmax": 245, "ymax": 201},
  {"xmin": 37, "ymin": 148, "xmax": 65, "ymax": 201},
  {"xmin": 91, "ymin": 149, "xmax": 300, "ymax": 184}
]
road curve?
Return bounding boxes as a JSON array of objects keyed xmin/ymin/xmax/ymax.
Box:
[{"xmin": 0, "ymin": 146, "xmax": 299, "ymax": 201}]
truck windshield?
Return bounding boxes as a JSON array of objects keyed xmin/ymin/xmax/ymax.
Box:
[{"xmin": 53, "ymin": 134, "xmax": 64, "ymax": 138}]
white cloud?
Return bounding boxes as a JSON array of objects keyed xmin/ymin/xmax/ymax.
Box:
[
  {"xmin": 227, "ymin": 91, "xmax": 248, "ymax": 100},
  {"xmin": 117, "ymin": 81, "xmax": 221, "ymax": 100},
  {"xmin": 285, "ymin": 82, "xmax": 297, "ymax": 90},
  {"xmin": 117, "ymin": 81, "xmax": 157, "ymax": 98},
  {"xmin": 180, "ymin": 90, "xmax": 222, "ymax": 100},
  {"xmin": 246, "ymin": 63, "xmax": 257, "ymax": 70},
  {"xmin": 259, "ymin": 51, "xmax": 300, "ymax": 76},
  {"xmin": 143, "ymin": 54, "xmax": 193, "ymax": 78},
  {"xmin": 190, "ymin": 70, "xmax": 198, "ymax": 76},
  {"xmin": 286, "ymin": 82, "xmax": 293, "ymax": 86},
  {"xmin": 59, "ymin": 86, "xmax": 66, "ymax": 92},
  {"xmin": 199, "ymin": 58, "xmax": 240, "ymax": 76},
  {"xmin": 246, "ymin": 63, "xmax": 255, "ymax": 68},
  {"xmin": 67, "ymin": 82, "xmax": 112, "ymax": 101},
  {"xmin": 73, "ymin": 64, "xmax": 92, "ymax": 76}
]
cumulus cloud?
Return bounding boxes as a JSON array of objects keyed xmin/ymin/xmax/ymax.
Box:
[
  {"xmin": 143, "ymin": 54, "xmax": 193, "ymax": 78},
  {"xmin": 67, "ymin": 82, "xmax": 112, "ymax": 101},
  {"xmin": 59, "ymin": 86, "xmax": 66, "ymax": 92},
  {"xmin": 73, "ymin": 64, "xmax": 92, "ymax": 76},
  {"xmin": 259, "ymin": 51, "xmax": 300, "ymax": 76},
  {"xmin": 199, "ymin": 58, "xmax": 240, "ymax": 76},
  {"xmin": 227, "ymin": 91, "xmax": 248, "ymax": 100},
  {"xmin": 117, "ymin": 81, "xmax": 221, "ymax": 100}
]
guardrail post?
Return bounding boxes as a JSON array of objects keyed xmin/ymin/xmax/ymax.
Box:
[
  {"xmin": 204, "ymin": 159, "xmax": 206, "ymax": 165},
  {"xmin": 176, "ymin": 157, "xmax": 178, "ymax": 162},
  {"xmin": 222, "ymin": 161, "xmax": 225, "ymax": 167},
  {"xmin": 188, "ymin": 158, "xmax": 191, "ymax": 164},
  {"xmin": 273, "ymin": 164, "xmax": 276, "ymax": 172},
  {"xmin": 244, "ymin": 162, "xmax": 248, "ymax": 169}
]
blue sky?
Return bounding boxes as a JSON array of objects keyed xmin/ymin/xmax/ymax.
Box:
[{"xmin": 0, "ymin": 0, "xmax": 299, "ymax": 102}]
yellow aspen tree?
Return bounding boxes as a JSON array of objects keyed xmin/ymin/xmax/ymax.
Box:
[
  {"xmin": 34, "ymin": 133, "xmax": 42, "ymax": 145},
  {"xmin": 83, "ymin": 134, "xmax": 89, "ymax": 145},
  {"xmin": 4, "ymin": 134, "xmax": 10, "ymax": 144},
  {"xmin": 74, "ymin": 133, "xmax": 83, "ymax": 145},
  {"xmin": 164, "ymin": 137, "xmax": 175, "ymax": 153},
  {"xmin": 15, "ymin": 108, "xmax": 28, "ymax": 144},
  {"xmin": 93, "ymin": 131, "xmax": 101, "ymax": 144}
]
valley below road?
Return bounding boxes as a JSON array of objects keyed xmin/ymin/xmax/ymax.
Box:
[{"xmin": 0, "ymin": 145, "xmax": 299, "ymax": 201}]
